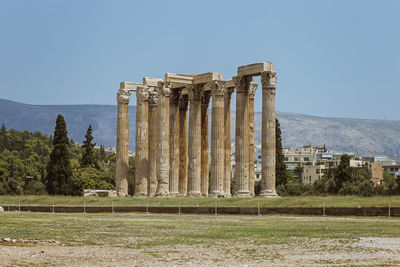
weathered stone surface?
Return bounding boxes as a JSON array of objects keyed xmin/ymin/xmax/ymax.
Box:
[
  {"xmin": 224, "ymin": 86, "xmax": 234, "ymax": 197},
  {"xmin": 134, "ymin": 86, "xmax": 149, "ymax": 196},
  {"xmin": 165, "ymin": 73, "xmax": 194, "ymax": 88},
  {"xmin": 237, "ymin": 62, "xmax": 273, "ymax": 77},
  {"xmin": 234, "ymin": 76, "xmax": 252, "ymax": 196},
  {"xmin": 187, "ymin": 85, "xmax": 202, "ymax": 197},
  {"xmin": 120, "ymin": 82, "xmax": 142, "ymax": 91},
  {"xmin": 193, "ymin": 72, "xmax": 222, "ymax": 85},
  {"xmin": 210, "ymin": 81, "xmax": 226, "ymax": 197},
  {"xmin": 169, "ymin": 89, "xmax": 180, "ymax": 197},
  {"xmin": 148, "ymin": 87, "xmax": 158, "ymax": 196},
  {"xmin": 156, "ymin": 82, "xmax": 171, "ymax": 196},
  {"xmin": 200, "ymin": 90, "xmax": 211, "ymax": 197},
  {"xmin": 178, "ymin": 93, "xmax": 189, "ymax": 196},
  {"xmin": 115, "ymin": 89, "xmax": 130, "ymax": 196},
  {"xmin": 260, "ymin": 71, "xmax": 278, "ymax": 197},
  {"xmin": 248, "ymin": 83, "xmax": 258, "ymax": 196},
  {"xmin": 0, "ymin": 206, "xmax": 4, "ymax": 212}
]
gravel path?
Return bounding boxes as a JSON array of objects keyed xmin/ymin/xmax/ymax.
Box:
[{"xmin": 1, "ymin": 237, "xmax": 399, "ymax": 266}]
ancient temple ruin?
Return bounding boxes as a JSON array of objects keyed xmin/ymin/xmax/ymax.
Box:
[{"xmin": 115, "ymin": 62, "xmax": 278, "ymax": 197}]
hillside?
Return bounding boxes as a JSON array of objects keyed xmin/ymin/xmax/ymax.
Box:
[{"xmin": 1, "ymin": 99, "xmax": 399, "ymax": 159}]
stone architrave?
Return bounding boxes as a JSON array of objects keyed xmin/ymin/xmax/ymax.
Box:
[
  {"xmin": 169, "ymin": 89, "xmax": 180, "ymax": 196},
  {"xmin": 134, "ymin": 86, "xmax": 149, "ymax": 196},
  {"xmin": 115, "ymin": 89, "xmax": 130, "ymax": 196},
  {"xmin": 178, "ymin": 93, "xmax": 189, "ymax": 196},
  {"xmin": 155, "ymin": 82, "xmax": 171, "ymax": 196},
  {"xmin": 187, "ymin": 85, "xmax": 202, "ymax": 197},
  {"xmin": 200, "ymin": 90, "xmax": 211, "ymax": 196},
  {"xmin": 148, "ymin": 87, "xmax": 158, "ymax": 196},
  {"xmin": 248, "ymin": 83, "xmax": 258, "ymax": 196},
  {"xmin": 224, "ymin": 86, "xmax": 234, "ymax": 197},
  {"xmin": 260, "ymin": 71, "xmax": 278, "ymax": 197},
  {"xmin": 234, "ymin": 76, "xmax": 252, "ymax": 196},
  {"xmin": 209, "ymin": 81, "xmax": 225, "ymax": 197}
]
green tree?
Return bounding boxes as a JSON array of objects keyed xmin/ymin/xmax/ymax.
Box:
[
  {"xmin": 0, "ymin": 123, "xmax": 8, "ymax": 152},
  {"xmin": 81, "ymin": 125, "xmax": 99, "ymax": 169},
  {"xmin": 334, "ymin": 154, "xmax": 352, "ymax": 191},
  {"xmin": 45, "ymin": 114, "xmax": 73, "ymax": 195},
  {"xmin": 275, "ymin": 118, "xmax": 288, "ymax": 186}
]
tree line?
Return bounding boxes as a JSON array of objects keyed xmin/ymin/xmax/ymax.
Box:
[
  {"xmin": 0, "ymin": 115, "xmax": 130, "ymax": 195},
  {"xmin": 1, "ymin": 115, "xmax": 398, "ymax": 196}
]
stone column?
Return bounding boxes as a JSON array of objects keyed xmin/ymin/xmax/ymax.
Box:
[
  {"xmin": 200, "ymin": 90, "xmax": 211, "ymax": 196},
  {"xmin": 210, "ymin": 81, "xmax": 225, "ymax": 197},
  {"xmin": 134, "ymin": 86, "xmax": 149, "ymax": 196},
  {"xmin": 169, "ymin": 89, "xmax": 180, "ymax": 196},
  {"xmin": 224, "ymin": 87, "xmax": 234, "ymax": 197},
  {"xmin": 178, "ymin": 93, "xmax": 189, "ymax": 196},
  {"xmin": 148, "ymin": 88, "xmax": 158, "ymax": 196},
  {"xmin": 115, "ymin": 89, "xmax": 130, "ymax": 196},
  {"xmin": 260, "ymin": 71, "xmax": 278, "ymax": 197},
  {"xmin": 187, "ymin": 85, "xmax": 202, "ymax": 197},
  {"xmin": 248, "ymin": 83, "xmax": 258, "ymax": 196},
  {"xmin": 234, "ymin": 76, "xmax": 252, "ymax": 196},
  {"xmin": 155, "ymin": 82, "xmax": 171, "ymax": 196}
]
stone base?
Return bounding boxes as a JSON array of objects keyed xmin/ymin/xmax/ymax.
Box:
[
  {"xmin": 168, "ymin": 191, "xmax": 180, "ymax": 197},
  {"xmin": 235, "ymin": 190, "xmax": 251, "ymax": 197},
  {"xmin": 209, "ymin": 191, "xmax": 225, "ymax": 198},
  {"xmin": 187, "ymin": 191, "xmax": 202, "ymax": 197},
  {"xmin": 259, "ymin": 189, "xmax": 279, "ymax": 198},
  {"xmin": 155, "ymin": 190, "xmax": 169, "ymax": 197}
]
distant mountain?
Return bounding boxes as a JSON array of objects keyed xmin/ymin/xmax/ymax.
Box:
[{"xmin": 1, "ymin": 98, "xmax": 399, "ymax": 159}]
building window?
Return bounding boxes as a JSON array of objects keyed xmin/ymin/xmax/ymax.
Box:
[
  {"xmin": 294, "ymin": 157, "xmax": 299, "ymax": 161},
  {"xmin": 284, "ymin": 157, "xmax": 288, "ymax": 161},
  {"xmin": 304, "ymin": 157, "xmax": 309, "ymax": 162}
]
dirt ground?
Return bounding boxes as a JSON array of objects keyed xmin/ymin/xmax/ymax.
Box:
[
  {"xmin": 1, "ymin": 214, "xmax": 400, "ymax": 266},
  {"xmin": 0, "ymin": 236, "xmax": 399, "ymax": 266}
]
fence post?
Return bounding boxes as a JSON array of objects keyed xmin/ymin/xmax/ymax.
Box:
[
  {"xmin": 215, "ymin": 200, "xmax": 218, "ymax": 215},
  {"xmin": 389, "ymin": 202, "xmax": 391, "ymax": 218},
  {"xmin": 323, "ymin": 202, "xmax": 326, "ymax": 216},
  {"xmin": 178, "ymin": 202, "xmax": 181, "ymax": 215},
  {"xmin": 84, "ymin": 202, "xmax": 86, "ymax": 213},
  {"xmin": 257, "ymin": 201, "xmax": 261, "ymax": 216},
  {"xmin": 145, "ymin": 203, "xmax": 149, "ymax": 214}
]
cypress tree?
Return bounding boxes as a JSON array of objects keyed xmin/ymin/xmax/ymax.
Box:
[
  {"xmin": 0, "ymin": 123, "xmax": 8, "ymax": 152},
  {"xmin": 81, "ymin": 125, "xmax": 99, "ymax": 169},
  {"xmin": 45, "ymin": 115, "xmax": 73, "ymax": 195},
  {"xmin": 275, "ymin": 118, "xmax": 288, "ymax": 186}
]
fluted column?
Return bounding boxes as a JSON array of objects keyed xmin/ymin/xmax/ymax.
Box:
[
  {"xmin": 234, "ymin": 76, "xmax": 252, "ymax": 196},
  {"xmin": 155, "ymin": 82, "xmax": 171, "ymax": 196},
  {"xmin": 187, "ymin": 85, "xmax": 202, "ymax": 197},
  {"xmin": 201, "ymin": 90, "xmax": 211, "ymax": 196},
  {"xmin": 248, "ymin": 83, "xmax": 258, "ymax": 196},
  {"xmin": 260, "ymin": 71, "xmax": 278, "ymax": 197},
  {"xmin": 134, "ymin": 86, "xmax": 149, "ymax": 196},
  {"xmin": 148, "ymin": 88, "xmax": 158, "ymax": 196},
  {"xmin": 115, "ymin": 89, "xmax": 130, "ymax": 196},
  {"xmin": 210, "ymin": 81, "xmax": 225, "ymax": 197},
  {"xmin": 169, "ymin": 89, "xmax": 180, "ymax": 196},
  {"xmin": 224, "ymin": 87, "xmax": 234, "ymax": 197},
  {"xmin": 178, "ymin": 93, "xmax": 189, "ymax": 196}
]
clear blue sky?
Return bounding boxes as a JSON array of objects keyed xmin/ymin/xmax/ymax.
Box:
[{"xmin": 1, "ymin": 0, "xmax": 399, "ymax": 120}]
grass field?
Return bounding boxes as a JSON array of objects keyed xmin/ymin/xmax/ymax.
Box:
[
  {"xmin": 1, "ymin": 212, "xmax": 400, "ymax": 265},
  {"xmin": 0, "ymin": 195, "xmax": 399, "ymax": 208}
]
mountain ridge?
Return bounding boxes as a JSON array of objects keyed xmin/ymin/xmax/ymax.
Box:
[{"xmin": 1, "ymin": 98, "xmax": 399, "ymax": 159}]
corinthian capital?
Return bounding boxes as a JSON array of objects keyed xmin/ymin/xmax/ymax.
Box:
[
  {"xmin": 158, "ymin": 81, "xmax": 171, "ymax": 96},
  {"xmin": 249, "ymin": 83, "xmax": 258, "ymax": 98},
  {"xmin": 148, "ymin": 87, "xmax": 159, "ymax": 105},
  {"xmin": 234, "ymin": 76, "xmax": 253, "ymax": 93},
  {"xmin": 261, "ymin": 71, "xmax": 277, "ymax": 88},
  {"xmin": 208, "ymin": 81, "xmax": 226, "ymax": 97},
  {"xmin": 137, "ymin": 86, "xmax": 150, "ymax": 101},
  {"xmin": 117, "ymin": 89, "xmax": 130, "ymax": 104},
  {"xmin": 187, "ymin": 84, "xmax": 202, "ymax": 101}
]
